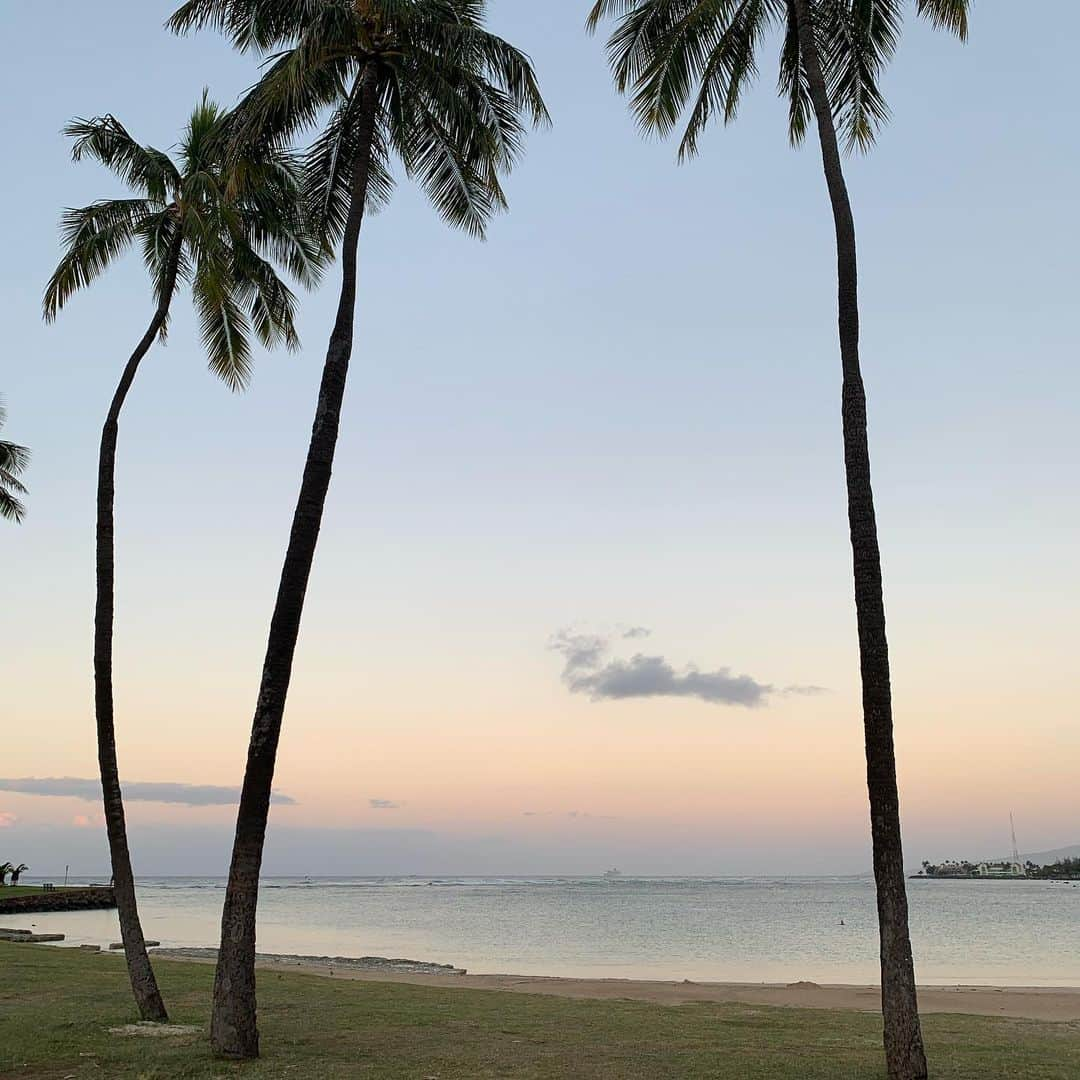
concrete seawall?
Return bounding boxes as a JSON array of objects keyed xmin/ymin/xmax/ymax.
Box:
[{"xmin": 0, "ymin": 888, "xmax": 117, "ymax": 914}]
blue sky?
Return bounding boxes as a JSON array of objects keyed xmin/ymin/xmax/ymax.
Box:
[{"xmin": 2, "ymin": 2, "xmax": 1078, "ymax": 876}]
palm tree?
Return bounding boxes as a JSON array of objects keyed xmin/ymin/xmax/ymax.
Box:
[
  {"xmin": 10, "ymin": 864, "xmax": 28, "ymax": 886},
  {"xmin": 586, "ymin": 2, "xmax": 969, "ymax": 1078},
  {"xmin": 168, "ymin": 0, "xmax": 547, "ymax": 1058},
  {"xmin": 0, "ymin": 398, "xmax": 30, "ymax": 523},
  {"xmin": 44, "ymin": 94, "xmax": 322, "ymax": 1023},
  {"xmin": 0, "ymin": 863, "xmax": 12, "ymax": 887}
]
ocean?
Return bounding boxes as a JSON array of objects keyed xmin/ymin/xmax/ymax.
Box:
[{"xmin": 10, "ymin": 876, "xmax": 1079, "ymax": 986}]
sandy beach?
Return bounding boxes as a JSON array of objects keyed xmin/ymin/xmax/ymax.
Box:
[{"xmin": 154, "ymin": 949, "xmax": 1080, "ymax": 1022}]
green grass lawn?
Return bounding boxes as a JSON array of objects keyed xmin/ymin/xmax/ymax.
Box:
[
  {"xmin": 0, "ymin": 944, "xmax": 1077, "ymax": 1079},
  {"xmin": 0, "ymin": 885, "xmax": 49, "ymax": 897}
]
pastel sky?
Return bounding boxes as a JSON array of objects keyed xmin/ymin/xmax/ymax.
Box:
[{"xmin": 2, "ymin": 3, "xmax": 1077, "ymax": 877}]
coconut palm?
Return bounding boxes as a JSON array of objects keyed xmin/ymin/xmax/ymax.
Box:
[
  {"xmin": 44, "ymin": 93, "xmax": 323, "ymax": 1023},
  {"xmin": 168, "ymin": 0, "xmax": 547, "ymax": 1058},
  {"xmin": 0, "ymin": 399, "xmax": 30, "ymax": 523},
  {"xmin": 10, "ymin": 864, "xmax": 28, "ymax": 886},
  {"xmin": 586, "ymin": 2, "xmax": 969, "ymax": 1078},
  {"xmin": 0, "ymin": 863, "xmax": 12, "ymax": 886}
]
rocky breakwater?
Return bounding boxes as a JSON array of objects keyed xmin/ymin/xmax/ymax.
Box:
[
  {"xmin": 0, "ymin": 887, "xmax": 117, "ymax": 914},
  {"xmin": 0, "ymin": 928, "xmax": 65, "ymax": 943}
]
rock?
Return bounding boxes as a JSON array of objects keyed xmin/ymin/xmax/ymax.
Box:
[
  {"xmin": 79, "ymin": 944, "xmax": 101, "ymax": 952},
  {"xmin": 14, "ymin": 933, "xmax": 65, "ymax": 943},
  {"xmin": 786, "ymin": 981, "xmax": 821, "ymax": 990},
  {"xmin": 0, "ymin": 931, "xmax": 32, "ymax": 941},
  {"xmin": 109, "ymin": 940, "xmax": 160, "ymax": 950},
  {"xmin": 108, "ymin": 943, "xmax": 124, "ymax": 950}
]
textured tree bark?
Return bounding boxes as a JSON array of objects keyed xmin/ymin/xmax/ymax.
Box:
[
  {"xmin": 96, "ymin": 235, "xmax": 182, "ymax": 1023},
  {"xmin": 209, "ymin": 67, "xmax": 381, "ymax": 1061},
  {"xmin": 789, "ymin": 3, "xmax": 927, "ymax": 1077}
]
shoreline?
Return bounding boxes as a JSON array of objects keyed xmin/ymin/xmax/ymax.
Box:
[{"xmin": 152, "ymin": 948, "xmax": 1080, "ymax": 1022}]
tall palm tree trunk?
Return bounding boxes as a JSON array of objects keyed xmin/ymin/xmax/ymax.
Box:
[
  {"xmin": 790, "ymin": 3, "xmax": 927, "ymax": 1078},
  {"xmin": 96, "ymin": 238, "xmax": 182, "ymax": 1023},
  {"xmin": 210, "ymin": 68, "xmax": 381, "ymax": 1061}
]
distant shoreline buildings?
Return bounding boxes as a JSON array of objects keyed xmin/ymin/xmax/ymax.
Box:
[
  {"xmin": 914, "ymin": 857, "xmax": 1080, "ymax": 881},
  {"xmin": 916, "ymin": 859, "xmax": 1025, "ymax": 880}
]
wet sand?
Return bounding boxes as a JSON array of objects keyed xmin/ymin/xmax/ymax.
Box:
[{"xmin": 154, "ymin": 950, "xmax": 1080, "ymax": 1022}]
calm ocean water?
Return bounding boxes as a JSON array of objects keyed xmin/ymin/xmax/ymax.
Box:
[{"xmin": 11, "ymin": 876, "xmax": 1079, "ymax": 986}]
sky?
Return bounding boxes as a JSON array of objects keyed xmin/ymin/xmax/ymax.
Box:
[{"xmin": 2, "ymin": 2, "xmax": 1078, "ymax": 878}]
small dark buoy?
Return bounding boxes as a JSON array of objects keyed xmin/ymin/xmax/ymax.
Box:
[{"xmin": 840, "ymin": 919, "xmax": 845, "ymax": 926}]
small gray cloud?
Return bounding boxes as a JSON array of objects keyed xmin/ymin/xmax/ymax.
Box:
[
  {"xmin": 369, "ymin": 799, "xmax": 401, "ymax": 810},
  {"xmin": 782, "ymin": 684, "xmax": 829, "ymax": 697},
  {"xmin": 550, "ymin": 630, "xmax": 608, "ymax": 676},
  {"xmin": 549, "ymin": 629, "xmax": 815, "ymax": 710},
  {"xmin": 621, "ymin": 626, "xmax": 652, "ymax": 640},
  {"xmin": 0, "ymin": 777, "xmax": 296, "ymax": 807}
]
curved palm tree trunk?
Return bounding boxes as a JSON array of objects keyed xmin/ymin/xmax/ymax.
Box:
[
  {"xmin": 96, "ymin": 238, "xmax": 182, "ymax": 1023},
  {"xmin": 210, "ymin": 68, "xmax": 381, "ymax": 1061},
  {"xmin": 790, "ymin": 3, "xmax": 927, "ymax": 1077}
]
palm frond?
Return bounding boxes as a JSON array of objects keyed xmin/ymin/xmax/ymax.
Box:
[
  {"xmin": 678, "ymin": 0, "xmax": 774, "ymax": 160},
  {"xmin": 43, "ymin": 199, "xmax": 154, "ymax": 321},
  {"xmin": 413, "ymin": 11, "xmax": 551, "ymax": 130},
  {"xmin": 303, "ymin": 81, "xmax": 395, "ymax": 246},
  {"xmin": 191, "ymin": 251, "xmax": 255, "ymax": 390},
  {"xmin": 137, "ymin": 210, "xmax": 187, "ymax": 339},
  {"xmin": 778, "ymin": 0, "xmax": 811, "ymax": 145},
  {"xmin": 231, "ymin": 241, "xmax": 302, "ymax": 351},
  {"xmin": 228, "ymin": 12, "xmax": 361, "ymax": 152},
  {"xmin": 391, "ymin": 61, "xmax": 504, "ymax": 238},
  {"xmin": 0, "ymin": 439, "xmax": 31, "ymax": 477},
  {"xmin": 0, "ymin": 399, "xmax": 29, "ymax": 524},
  {"xmin": 817, "ymin": 0, "xmax": 901, "ymax": 152},
  {"xmin": 64, "ymin": 116, "xmax": 181, "ymax": 201},
  {"xmin": 0, "ymin": 485, "xmax": 27, "ymax": 523},
  {"xmin": 168, "ymin": 0, "xmax": 323, "ymax": 52},
  {"xmin": 180, "ymin": 89, "xmax": 232, "ymax": 174},
  {"xmin": 594, "ymin": 0, "xmax": 783, "ymax": 141},
  {"xmin": 916, "ymin": 0, "xmax": 969, "ymax": 40},
  {"xmin": 0, "ymin": 466, "xmax": 29, "ymax": 496}
]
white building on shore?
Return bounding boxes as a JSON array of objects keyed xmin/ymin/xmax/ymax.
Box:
[{"xmin": 975, "ymin": 861, "xmax": 1025, "ymax": 877}]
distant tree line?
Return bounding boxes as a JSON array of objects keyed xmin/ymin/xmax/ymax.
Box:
[{"xmin": 1026, "ymin": 858, "xmax": 1080, "ymax": 880}]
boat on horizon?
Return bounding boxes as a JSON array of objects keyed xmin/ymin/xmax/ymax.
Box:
[{"xmin": 602, "ymin": 868, "xmax": 622, "ymax": 879}]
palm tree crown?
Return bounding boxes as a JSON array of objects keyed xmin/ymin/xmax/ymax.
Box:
[
  {"xmin": 0, "ymin": 399, "xmax": 30, "ymax": 523},
  {"xmin": 169, "ymin": 0, "xmax": 550, "ymax": 244},
  {"xmin": 44, "ymin": 92, "xmax": 323, "ymax": 389},
  {"xmin": 586, "ymin": 0, "xmax": 968, "ymax": 157}
]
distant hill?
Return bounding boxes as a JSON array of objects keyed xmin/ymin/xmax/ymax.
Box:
[{"xmin": 1020, "ymin": 844, "xmax": 1080, "ymax": 864}]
